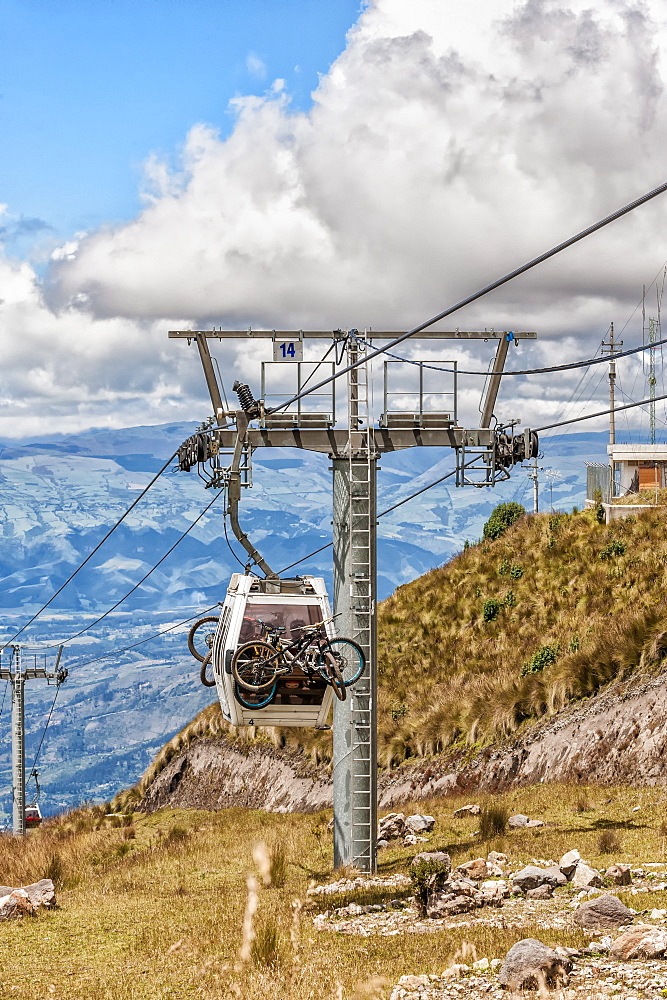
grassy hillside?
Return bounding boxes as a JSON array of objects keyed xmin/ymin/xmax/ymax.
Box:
[
  {"xmin": 125, "ymin": 503, "xmax": 667, "ymax": 802},
  {"xmin": 377, "ymin": 504, "xmax": 667, "ymax": 764}
]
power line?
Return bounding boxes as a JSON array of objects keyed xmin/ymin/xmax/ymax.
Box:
[
  {"xmin": 0, "ymin": 448, "xmax": 180, "ymax": 650},
  {"xmin": 266, "ymin": 179, "xmax": 667, "ymax": 414},
  {"xmin": 37, "ymin": 491, "xmax": 222, "ymax": 650}
]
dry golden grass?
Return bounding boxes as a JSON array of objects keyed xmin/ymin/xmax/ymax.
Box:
[{"xmin": 2, "ymin": 783, "xmax": 667, "ymax": 999}]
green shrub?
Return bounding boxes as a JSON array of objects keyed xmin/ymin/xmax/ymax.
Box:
[
  {"xmin": 521, "ymin": 644, "xmax": 560, "ymax": 677},
  {"xmin": 483, "ymin": 599, "xmax": 501, "ymax": 622},
  {"xmin": 504, "ymin": 590, "xmax": 516, "ymax": 607},
  {"xmin": 498, "ymin": 558, "xmax": 511, "ymax": 576},
  {"xmin": 509, "ymin": 563, "xmax": 523, "ymax": 580},
  {"xmin": 409, "ymin": 858, "xmax": 451, "ymax": 916},
  {"xmin": 600, "ymin": 540, "xmax": 625, "ymax": 560},
  {"xmin": 483, "ymin": 502, "xmax": 526, "ymax": 541}
]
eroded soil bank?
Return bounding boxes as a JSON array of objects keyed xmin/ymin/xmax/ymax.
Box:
[{"xmin": 139, "ymin": 671, "xmax": 667, "ymax": 813}]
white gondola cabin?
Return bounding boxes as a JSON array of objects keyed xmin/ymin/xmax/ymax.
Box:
[{"xmin": 208, "ymin": 574, "xmax": 335, "ymax": 727}]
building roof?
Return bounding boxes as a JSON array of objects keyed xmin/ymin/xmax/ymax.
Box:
[{"xmin": 608, "ymin": 444, "xmax": 667, "ymax": 460}]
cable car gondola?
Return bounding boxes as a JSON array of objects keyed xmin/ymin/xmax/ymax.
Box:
[
  {"xmin": 25, "ymin": 804, "xmax": 42, "ymax": 829},
  {"xmin": 188, "ymin": 573, "xmax": 336, "ymax": 728}
]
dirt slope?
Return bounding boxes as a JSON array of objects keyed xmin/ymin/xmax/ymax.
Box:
[{"xmin": 138, "ymin": 668, "xmax": 667, "ymax": 813}]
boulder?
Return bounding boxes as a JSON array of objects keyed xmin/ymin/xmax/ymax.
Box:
[
  {"xmin": 574, "ymin": 894, "xmax": 634, "ymax": 929},
  {"xmin": 376, "ymin": 839, "xmax": 389, "ymax": 850},
  {"xmin": 498, "ymin": 939, "xmax": 572, "ymax": 990},
  {"xmin": 427, "ymin": 893, "xmax": 476, "ymax": 918},
  {"xmin": 378, "ymin": 812, "xmax": 407, "ymax": 841},
  {"xmin": 405, "ymin": 814, "xmax": 435, "ymax": 834},
  {"xmin": 606, "ymin": 863, "xmax": 632, "ymax": 886},
  {"xmin": 508, "ymin": 814, "xmax": 529, "ymax": 828},
  {"xmin": 526, "ymin": 884, "xmax": 554, "ymax": 900},
  {"xmin": 610, "ymin": 925, "xmax": 667, "ymax": 960},
  {"xmin": 0, "ymin": 889, "xmax": 36, "ymax": 921},
  {"xmin": 0, "ymin": 880, "xmax": 55, "ymax": 916},
  {"xmin": 526, "ymin": 819, "xmax": 544, "ymax": 828},
  {"xmin": 559, "ymin": 849, "xmax": 581, "ymax": 877},
  {"xmin": 487, "ymin": 851, "xmax": 508, "ymax": 866},
  {"xmin": 455, "ymin": 858, "xmax": 490, "ymax": 881},
  {"xmin": 512, "ymin": 865, "xmax": 566, "ymax": 892},
  {"xmin": 571, "ymin": 862, "xmax": 603, "ymax": 889},
  {"xmin": 453, "ymin": 804, "xmax": 480, "ymax": 818},
  {"xmin": 411, "ymin": 852, "xmax": 451, "ymax": 872}
]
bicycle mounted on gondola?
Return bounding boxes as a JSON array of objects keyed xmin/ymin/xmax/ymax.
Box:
[{"xmin": 231, "ymin": 613, "xmax": 365, "ymax": 703}]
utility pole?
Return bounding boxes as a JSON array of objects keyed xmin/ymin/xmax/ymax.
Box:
[
  {"xmin": 0, "ymin": 645, "xmax": 66, "ymax": 835},
  {"xmin": 524, "ymin": 456, "xmax": 543, "ymax": 514},
  {"xmin": 602, "ymin": 322, "xmax": 622, "ymax": 499},
  {"xmin": 169, "ymin": 327, "xmax": 538, "ymax": 872}
]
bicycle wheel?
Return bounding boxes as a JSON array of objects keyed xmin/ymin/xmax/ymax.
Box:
[
  {"xmin": 232, "ymin": 640, "xmax": 281, "ymax": 692},
  {"xmin": 200, "ymin": 651, "xmax": 216, "ymax": 688},
  {"xmin": 234, "ymin": 681, "xmax": 277, "ymax": 709},
  {"xmin": 188, "ymin": 616, "xmax": 219, "ymax": 662},
  {"xmin": 318, "ymin": 639, "xmax": 365, "ymax": 687},
  {"xmin": 319, "ymin": 653, "xmax": 346, "ymax": 701}
]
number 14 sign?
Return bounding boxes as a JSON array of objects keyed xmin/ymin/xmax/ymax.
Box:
[{"xmin": 273, "ymin": 339, "xmax": 303, "ymax": 361}]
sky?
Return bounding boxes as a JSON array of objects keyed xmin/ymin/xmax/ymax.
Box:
[{"xmin": 2, "ymin": 0, "xmax": 667, "ymax": 440}]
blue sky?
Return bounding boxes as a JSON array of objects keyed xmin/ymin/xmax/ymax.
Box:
[{"xmin": 0, "ymin": 0, "xmax": 362, "ymax": 252}]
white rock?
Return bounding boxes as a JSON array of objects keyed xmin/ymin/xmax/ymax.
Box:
[
  {"xmin": 453, "ymin": 804, "xmax": 480, "ymax": 818},
  {"xmin": 508, "ymin": 814, "xmax": 529, "ymax": 828},
  {"xmin": 559, "ymin": 849, "xmax": 581, "ymax": 876},
  {"xmin": 472, "ymin": 957, "xmax": 490, "ymax": 971},
  {"xmin": 571, "ymin": 862, "xmax": 603, "ymax": 888},
  {"xmin": 405, "ymin": 814, "xmax": 435, "ymax": 834},
  {"xmin": 487, "ymin": 851, "xmax": 508, "ymax": 865}
]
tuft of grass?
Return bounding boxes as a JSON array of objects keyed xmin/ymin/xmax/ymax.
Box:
[
  {"xmin": 598, "ymin": 829, "xmax": 622, "ymax": 854},
  {"xmin": 268, "ymin": 840, "xmax": 288, "ymax": 889},
  {"xmin": 251, "ymin": 915, "xmax": 285, "ymax": 968},
  {"xmin": 479, "ymin": 800, "xmax": 509, "ymax": 840}
]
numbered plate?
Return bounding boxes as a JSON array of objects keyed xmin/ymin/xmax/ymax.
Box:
[{"xmin": 273, "ymin": 340, "xmax": 303, "ymax": 362}]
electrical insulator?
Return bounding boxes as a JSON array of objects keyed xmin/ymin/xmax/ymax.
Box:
[{"xmin": 232, "ymin": 380, "xmax": 261, "ymax": 418}]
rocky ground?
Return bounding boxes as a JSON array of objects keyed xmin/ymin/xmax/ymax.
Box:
[{"xmin": 309, "ymin": 814, "xmax": 667, "ymax": 998}]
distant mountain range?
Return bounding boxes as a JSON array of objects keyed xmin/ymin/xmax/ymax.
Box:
[{"xmin": 0, "ymin": 421, "xmax": 608, "ymax": 819}]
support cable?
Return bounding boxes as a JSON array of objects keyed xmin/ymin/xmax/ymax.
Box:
[
  {"xmin": 36, "ymin": 491, "xmax": 222, "ymax": 650},
  {"xmin": 0, "ymin": 679, "xmax": 8, "ymax": 725},
  {"xmin": 25, "ymin": 685, "xmax": 61, "ymax": 798},
  {"xmin": 0, "ymin": 448, "xmax": 180, "ymax": 650},
  {"xmin": 266, "ymin": 180, "xmax": 667, "ymax": 413},
  {"xmin": 347, "ymin": 330, "xmax": 667, "ymax": 377},
  {"xmin": 535, "ymin": 391, "xmax": 667, "ymax": 433},
  {"xmin": 67, "ymin": 603, "xmax": 221, "ymax": 672}
]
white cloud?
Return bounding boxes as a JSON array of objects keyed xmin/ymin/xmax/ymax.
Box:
[{"xmin": 5, "ymin": 0, "xmax": 667, "ymax": 436}]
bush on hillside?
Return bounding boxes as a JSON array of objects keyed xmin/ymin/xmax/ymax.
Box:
[
  {"xmin": 483, "ymin": 502, "xmax": 526, "ymax": 541},
  {"xmin": 410, "ymin": 857, "xmax": 451, "ymax": 916},
  {"xmin": 520, "ymin": 644, "xmax": 560, "ymax": 677},
  {"xmin": 483, "ymin": 598, "xmax": 501, "ymax": 622}
]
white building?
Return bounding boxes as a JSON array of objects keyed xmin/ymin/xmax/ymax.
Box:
[{"xmin": 608, "ymin": 443, "xmax": 667, "ymax": 495}]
